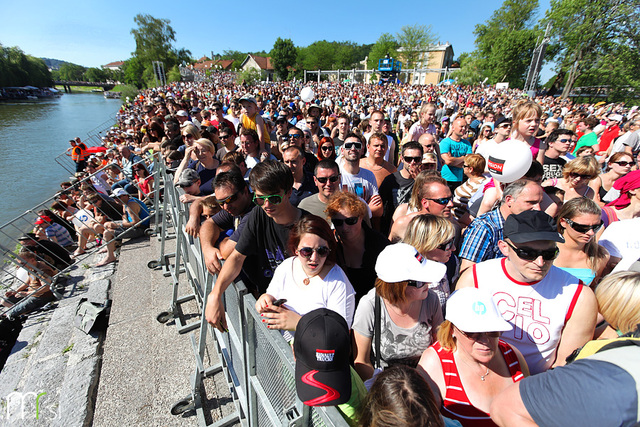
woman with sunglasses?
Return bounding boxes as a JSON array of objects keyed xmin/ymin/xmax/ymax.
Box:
[
  {"xmin": 542, "ymin": 156, "xmax": 598, "ymax": 202},
  {"xmin": 316, "ymin": 136, "xmax": 336, "ymax": 161},
  {"xmin": 352, "ymin": 243, "xmax": 445, "ymax": 381},
  {"xmin": 133, "ymin": 163, "xmax": 154, "ymax": 203},
  {"xmin": 601, "ymin": 170, "xmax": 640, "ymax": 227},
  {"xmin": 403, "ymin": 214, "xmax": 456, "ymax": 312},
  {"xmin": 417, "ymin": 288, "xmax": 528, "ymax": 426},
  {"xmin": 554, "ymin": 198, "xmax": 609, "ymax": 287},
  {"xmin": 325, "ymin": 191, "xmax": 389, "ymax": 304},
  {"xmin": 591, "ymin": 152, "xmax": 634, "ymax": 206},
  {"xmin": 255, "ymin": 215, "xmax": 355, "ymax": 341}
]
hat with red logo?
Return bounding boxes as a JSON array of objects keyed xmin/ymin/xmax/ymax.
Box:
[
  {"xmin": 294, "ymin": 308, "xmax": 351, "ymax": 406},
  {"xmin": 375, "ymin": 242, "xmax": 447, "ymax": 284}
]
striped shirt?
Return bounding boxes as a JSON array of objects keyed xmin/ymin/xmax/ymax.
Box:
[
  {"xmin": 45, "ymin": 223, "xmax": 73, "ymax": 247},
  {"xmin": 459, "ymin": 208, "xmax": 504, "ymax": 263}
]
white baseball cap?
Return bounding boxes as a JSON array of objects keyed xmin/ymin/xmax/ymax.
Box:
[
  {"xmin": 445, "ymin": 288, "xmax": 512, "ymax": 333},
  {"xmin": 375, "ymin": 243, "xmax": 446, "ymax": 284}
]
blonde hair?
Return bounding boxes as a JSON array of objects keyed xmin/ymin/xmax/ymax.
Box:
[
  {"xmin": 403, "ymin": 214, "xmax": 455, "ymax": 255},
  {"xmin": 556, "ymin": 197, "xmax": 605, "ymax": 273},
  {"xmin": 562, "ymin": 156, "xmax": 599, "ymax": 180},
  {"xmin": 194, "ymin": 138, "xmax": 215, "ymax": 153},
  {"xmin": 511, "ymin": 100, "xmax": 542, "ymax": 127},
  {"xmin": 596, "ymin": 271, "xmax": 640, "ymax": 335},
  {"xmin": 182, "ymin": 124, "xmax": 201, "ymax": 139},
  {"xmin": 436, "ymin": 320, "xmax": 456, "ymax": 351}
]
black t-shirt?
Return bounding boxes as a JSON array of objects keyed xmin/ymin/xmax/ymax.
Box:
[
  {"xmin": 212, "ymin": 204, "xmax": 255, "ymax": 243},
  {"xmin": 235, "ymin": 206, "xmax": 310, "ymax": 294},
  {"xmin": 97, "ymin": 195, "xmax": 123, "ymax": 221},
  {"xmin": 31, "ymin": 239, "xmax": 73, "ymax": 269},
  {"xmin": 378, "ymin": 170, "xmax": 415, "ymax": 236},
  {"xmin": 303, "ymin": 152, "xmax": 318, "ymax": 176},
  {"xmin": 542, "ymin": 156, "xmax": 566, "ymax": 181}
]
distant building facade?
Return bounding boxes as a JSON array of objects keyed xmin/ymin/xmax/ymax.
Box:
[
  {"xmin": 398, "ymin": 43, "xmax": 455, "ymax": 85},
  {"xmin": 240, "ymin": 55, "xmax": 274, "ymax": 81}
]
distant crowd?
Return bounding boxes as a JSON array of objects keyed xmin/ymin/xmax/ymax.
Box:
[{"xmin": 6, "ymin": 76, "xmax": 640, "ymax": 426}]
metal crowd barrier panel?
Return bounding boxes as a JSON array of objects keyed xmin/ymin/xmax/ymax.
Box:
[{"xmin": 152, "ymin": 161, "xmax": 348, "ymax": 426}]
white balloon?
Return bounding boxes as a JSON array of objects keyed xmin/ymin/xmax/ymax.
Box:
[
  {"xmin": 300, "ymin": 87, "xmax": 314, "ymax": 102},
  {"xmin": 487, "ymin": 139, "xmax": 533, "ymax": 183}
]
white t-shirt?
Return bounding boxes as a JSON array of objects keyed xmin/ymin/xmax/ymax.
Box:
[
  {"xmin": 266, "ymin": 256, "xmax": 356, "ymax": 340},
  {"xmin": 339, "ymin": 166, "xmax": 379, "ymax": 203},
  {"xmin": 72, "ymin": 209, "xmax": 95, "ymax": 229}
]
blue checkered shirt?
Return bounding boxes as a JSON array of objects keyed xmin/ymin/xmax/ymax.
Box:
[{"xmin": 459, "ymin": 208, "xmax": 505, "ymax": 263}]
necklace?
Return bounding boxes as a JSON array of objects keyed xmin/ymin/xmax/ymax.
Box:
[
  {"xmin": 480, "ymin": 367, "xmax": 490, "ymax": 381},
  {"xmin": 457, "ymin": 353, "xmax": 490, "ymax": 381}
]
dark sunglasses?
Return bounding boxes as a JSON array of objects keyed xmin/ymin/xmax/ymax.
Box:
[
  {"xmin": 183, "ymin": 134, "xmax": 195, "ymax": 139},
  {"xmin": 344, "ymin": 142, "xmax": 362, "ymax": 150},
  {"xmin": 613, "ymin": 161, "xmax": 634, "ymax": 167},
  {"xmin": 557, "ymin": 138, "xmax": 571, "ymax": 143},
  {"xmin": 564, "ymin": 218, "xmax": 603, "ymax": 234},
  {"xmin": 316, "ymin": 175, "xmax": 340, "ymax": 184},
  {"xmin": 216, "ymin": 191, "xmax": 240, "ymax": 206},
  {"xmin": 569, "ymin": 172, "xmax": 593, "ymax": 180},
  {"xmin": 425, "ymin": 197, "xmax": 452, "ymax": 206},
  {"xmin": 298, "ymin": 246, "xmax": 330, "ymax": 259},
  {"xmin": 321, "ymin": 145, "xmax": 334, "ymax": 151},
  {"xmin": 407, "ymin": 280, "xmax": 426, "ymax": 289},
  {"xmin": 437, "ymin": 240, "xmax": 454, "ymax": 251},
  {"xmin": 505, "ymin": 241, "xmax": 559, "ymax": 261},
  {"xmin": 404, "ymin": 156, "xmax": 422, "ymax": 164},
  {"xmin": 460, "ymin": 330, "xmax": 501, "ymax": 340},
  {"xmin": 332, "ymin": 216, "xmax": 359, "ymax": 227},
  {"xmin": 289, "ymin": 134, "xmax": 303, "ymax": 139},
  {"xmin": 219, "ymin": 134, "xmax": 232, "ymax": 139},
  {"xmin": 253, "ymin": 193, "xmax": 283, "ymax": 206}
]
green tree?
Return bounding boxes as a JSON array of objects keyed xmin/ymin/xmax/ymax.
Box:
[
  {"xmin": 58, "ymin": 63, "xmax": 87, "ymax": 81},
  {"xmin": 237, "ymin": 68, "xmax": 261, "ymax": 85},
  {"xmin": 271, "ymin": 38, "xmax": 297, "ymax": 80},
  {"xmin": 450, "ymin": 53, "xmax": 486, "ymax": 85},
  {"xmin": 85, "ymin": 67, "xmax": 108, "ymax": 82},
  {"xmin": 367, "ymin": 33, "xmax": 399, "ymax": 70},
  {"xmin": 121, "ymin": 57, "xmax": 145, "ymax": 88},
  {"xmin": 0, "ymin": 44, "xmax": 53, "ymax": 87},
  {"xmin": 473, "ymin": 0, "xmax": 540, "ymax": 87},
  {"xmin": 167, "ymin": 65, "xmax": 181, "ymax": 82},
  {"xmin": 543, "ymin": 0, "xmax": 638, "ymax": 98},
  {"xmin": 396, "ymin": 24, "xmax": 438, "ymax": 69}
]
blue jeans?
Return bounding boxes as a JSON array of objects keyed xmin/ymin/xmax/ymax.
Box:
[{"xmin": 5, "ymin": 293, "xmax": 55, "ymax": 320}]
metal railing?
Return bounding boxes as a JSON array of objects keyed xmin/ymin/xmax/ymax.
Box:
[{"xmin": 153, "ymin": 161, "xmax": 348, "ymax": 426}]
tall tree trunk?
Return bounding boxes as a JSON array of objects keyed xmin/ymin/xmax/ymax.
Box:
[{"xmin": 562, "ymin": 49, "xmax": 583, "ymax": 99}]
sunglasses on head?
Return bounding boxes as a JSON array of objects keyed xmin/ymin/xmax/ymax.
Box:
[
  {"xmin": 505, "ymin": 240, "xmax": 559, "ymax": 261},
  {"xmin": 425, "ymin": 197, "xmax": 452, "ymax": 206},
  {"xmin": 332, "ymin": 216, "xmax": 359, "ymax": 227},
  {"xmin": 216, "ymin": 191, "xmax": 240, "ymax": 206},
  {"xmin": 613, "ymin": 161, "xmax": 633, "ymax": 167},
  {"xmin": 564, "ymin": 218, "xmax": 603, "ymax": 234},
  {"xmin": 253, "ymin": 193, "xmax": 283, "ymax": 206},
  {"xmin": 316, "ymin": 175, "xmax": 340, "ymax": 184},
  {"xmin": 344, "ymin": 142, "xmax": 362, "ymax": 150},
  {"xmin": 407, "ymin": 280, "xmax": 426, "ymax": 289},
  {"xmin": 298, "ymin": 246, "xmax": 330, "ymax": 259},
  {"xmin": 404, "ymin": 156, "xmax": 422, "ymax": 164}
]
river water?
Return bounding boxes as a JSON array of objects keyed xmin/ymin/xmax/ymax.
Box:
[{"xmin": 0, "ymin": 93, "xmax": 122, "ymax": 228}]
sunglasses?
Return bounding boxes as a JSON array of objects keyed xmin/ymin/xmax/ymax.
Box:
[
  {"xmin": 219, "ymin": 134, "xmax": 232, "ymax": 139},
  {"xmin": 289, "ymin": 134, "xmax": 303, "ymax": 139},
  {"xmin": 425, "ymin": 197, "xmax": 452, "ymax": 206},
  {"xmin": 321, "ymin": 146, "xmax": 334, "ymax": 151},
  {"xmin": 332, "ymin": 216, "xmax": 359, "ymax": 227},
  {"xmin": 407, "ymin": 280, "xmax": 426, "ymax": 289},
  {"xmin": 505, "ymin": 240, "xmax": 559, "ymax": 261},
  {"xmin": 557, "ymin": 138, "xmax": 571, "ymax": 143},
  {"xmin": 459, "ymin": 330, "xmax": 501, "ymax": 340},
  {"xmin": 564, "ymin": 218, "xmax": 603, "ymax": 234},
  {"xmin": 437, "ymin": 240, "xmax": 454, "ymax": 251},
  {"xmin": 613, "ymin": 161, "xmax": 634, "ymax": 167},
  {"xmin": 344, "ymin": 142, "xmax": 362, "ymax": 150},
  {"xmin": 216, "ymin": 191, "xmax": 240, "ymax": 206},
  {"xmin": 298, "ymin": 246, "xmax": 330, "ymax": 259},
  {"xmin": 569, "ymin": 172, "xmax": 593, "ymax": 180},
  {"xmin": 183, "ymin": 134, "xmax": 195, "ymax": 139},
  {"xmin": 316, "ymin": 175, "xmax": 340, "ymax": 184},
  {"xmin": 253, "ymin": 193, "xmax": 283, "ymax": 206},
  {"xmin": 404, "ymin": 156, "xmax": 422, "ymax": 164}
]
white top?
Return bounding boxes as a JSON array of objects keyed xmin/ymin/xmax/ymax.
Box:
[
  {"xmin": 472, "ymin": 258, "xmax": 583, "ymax": 374},
  {"xmin": 599, "ymin": 217, "xmax": 640, "ymax": 273},
  {"xmin": 266, "ymin": 257, "xmax": 356, "ymax": 339},
  {"xmin": 339, "ymin": 166, "xmax": 379, "ymax": 203}
]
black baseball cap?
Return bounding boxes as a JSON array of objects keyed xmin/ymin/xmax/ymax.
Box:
[
  {"xmin": 294, "ymin": 308, "xmax": 351, "ymax": 407},
  {"xmin": 503, "ymin": 211, "xmax": 564, "ymax": 244},
  {"xmin": 495, "ymin": 116, "xmax": 512, "ymax": 128}
]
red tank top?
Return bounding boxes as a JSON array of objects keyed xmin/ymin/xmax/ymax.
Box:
[{"xmin": 433, "ymin": 340, "xmax": 524, "ymax": 426}]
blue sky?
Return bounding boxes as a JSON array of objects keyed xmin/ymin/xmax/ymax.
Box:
[{"xmin": 0, "ymin": 0, "xmax": 553, "ymax": 80}]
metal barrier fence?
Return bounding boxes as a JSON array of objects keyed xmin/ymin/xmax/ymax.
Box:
[
  {"xmin": 0, "ymin": 157, "xmax": 160, "ymax": 319},
  {"xmin": 153, "ymin": 161, "xmax": 348, "ymax": 426}
]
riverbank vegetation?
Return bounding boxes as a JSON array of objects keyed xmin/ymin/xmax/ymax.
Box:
[{"xmin": 0, "ymin": 44, "xmax": 53, "ymax": 87}]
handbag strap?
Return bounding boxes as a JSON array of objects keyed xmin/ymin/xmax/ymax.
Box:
[{"xmin": 374, "ymin": 292, "xmax": 381, "ymax": 369}]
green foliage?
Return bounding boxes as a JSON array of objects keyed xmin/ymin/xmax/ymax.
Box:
[
  {"xmin": 473, "ymin": 0, "xmax": 540, "ymax": 87},
  {"xmin": 450, "ymin": 53, "xmax": 486, "ymax": 86},
  {"xmin": 220, "ymin": 50, "xmax": 248, "ymax": 68},
  {"xmin": 58, "ymin": 63, "xmax": 87, "ymax": 81},
  {"xmin": 237, "ymin": 68, "xmax": 262, "ymax": 85},
  {"xmin": 367, "ymin": 33, "xmax": 399, "ymax": 70},
  {"xmin": 122, "ymin": 57, "xmax": 145, "ymax": 88},
  {"xmin": 271, "ymin": 38, "xmax": 297, "ymax": 80},
  {"xmin": 167, "ymin": 65, "xmax": 181, "ymax": 83},
  {"xmin": 396, "ymin": 24, "xmax": 438, "ymax": 69},
  {"xmin": 0, "ymin": 44, "xmax": 54, "ymax": 87},
  {"xmin": 543, "ymin": 0, "xmax": 638, "ymax": 98},
  {"xmin": 297, "ymin": 40, "xmax": 370, "ymax": 72},
  {"xmin": 84, "ymin": 67, "xmax": 108, "ymax": 82}
]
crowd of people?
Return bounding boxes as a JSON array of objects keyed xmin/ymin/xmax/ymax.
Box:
[{"xmin": 5, "ymin": 75, "xmax": 640, "ymax": 425}]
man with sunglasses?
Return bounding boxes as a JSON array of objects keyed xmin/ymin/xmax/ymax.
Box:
[
  {"xmin": 299, "ymin": 160, "xmax": 346, "ymax": 222},
  {"xmin": 457, "ymin": 210, "xmax": 597, "ymax": 374},
  {"xmin": 205, "ymin": 160, "xmax": 310, "ymax": 332},
  {"xmin": 542, "ymin": 129, "xmax": 574, "ymax": 181},
  {"xmin": 379, "ymin": 142, "xmax": 424, "ymax": 235},
  {"xmin": 339, "ymin": 133, "xmax": 383, "ymax": 218}
]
